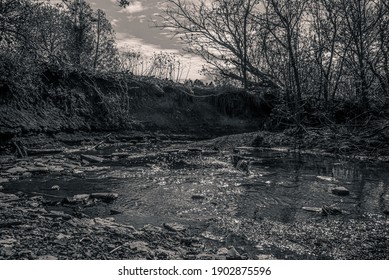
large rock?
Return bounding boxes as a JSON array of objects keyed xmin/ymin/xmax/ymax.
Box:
[
  {"xmin": 163, "ymin": 223, "xmax": 186, "ymax": 232},
  {"xmin": 331, "ymin": 187, "xmax": 350, "ymax": 196}
]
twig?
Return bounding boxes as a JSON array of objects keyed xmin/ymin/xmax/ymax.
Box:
[
  {"xmin": 13, "ymin": 141, "xmax": 25, "ymax": 158},
  {"xmin": 109, "ymin": 242, "xmax": 129, "ymax": 254},
  {"xmin": 30, "ymin": 192, "xmax": 63, "ymax": 199},
  {"xmin": 89, "ymin": 133, "xmax": 112, "ymax": 150}
]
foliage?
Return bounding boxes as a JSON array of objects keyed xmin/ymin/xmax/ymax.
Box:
[{"xmin": 0, "ymin": 0, "xmax": 120, "ymax": 93}]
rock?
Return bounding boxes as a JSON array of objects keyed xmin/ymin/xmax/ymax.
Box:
[
  {"xmin": 93, "ymin": 217, "xmax": 116, "ymax": 228},
  {"xmin": 111, "ymin": 152, "xmax": 130, "ymax": 158},
  {"xmin": 216, "ymin": 247, "xmax": 229, "ymax": 256},
  {"xmin": 196, "ymin": 253, "xmax": 215, "ymax": 260},
  {"xmin": 56, "ymin": 233, "xmax": 71, "ymax": 240},
  {"xmin": 226, "ymin": 246, "xmax": 241, "ymax": 260},
  {"xmin": 6, "ymin": 166, "xmax": 27, "ymax": 174},
  {"xmin": 90, "ymin": 193, "xmax": 119, "ymax": 203},
  {"xmin": 44, "ymin": 210, "xmax": 72, "ymax": 220},
  {"xmin": 27, "ymin": 167, "xmax": 49, "ymax": 173},
  {"xmin": 37, "ymin": 255, "xmax": 58, "ymax": 260},
  {"xmin": 63, "ymin": 194, "xmax": 90, "ymax": 204},
  {"xmin": 200, "ymin": 231, "xmax": 224, "ymax": 242},
  {"xmin": 26, "ymin": 201, "xmax": 40, "ymax": 208},
  {"xmin": 236, "ymin": 159, "xmax": 250, "ymax": 173},
  {"xmin": 180, "ymin": 237, "xmax": 200, "ymax": 246},
  {"xmin": 257, "ymin": 254, "xmax": 275, "ymax": 260},
  {"xmin": 129, "ymin": 241, "xmax": 152, "ymax": 255},
  {"xmin": 0, "ymin": 178, "xmax": 9, "ymax": 184},
  {"xmin": 110, "ymin": 209, "xmax": 122, "ymax": 215},
  {"xmin": 21, "ymin": 172, "xmax": 32, "ymax": 178},
  {"xmin": 51, "ymin": 185, "xmax": 60, "ymax": 191},
  {"xmin": 156, "ymin": 248, "xmax": 176, "ymax": 259},
  {"xmin": 163, "ymin": 222, "xmax": 186, "ymax": 232},
  {"xmin": 166, "ymin": 149, "xmax": 179, "ymax": 154},
  {"xmin": 48, "ymin": 166, "xmax": 65, "ymax": 172},
  {"xmin": 322, "ymin": 205, "xmax": 342, "ymax": 215},
  {"xmin": 0, "ymin": 193, "xmax": 19, "ymax": 201},
  {"xmin": 191, "ymin": 194, "xmax": 205, "ymax": 200},
  {"xmin": 302, "ymin": 207, "xmax": 322, "ymax": 213},
  {"xmin": 80, "ymin": 154, "xmax": 105, "ymax": 163},
  {"xmin": 331, "ymin": 187, "xmax": 350, "ymax": 196},
  {"xmin": 317, "ymin": 176, "xmax": 337, "ymax": 182},
  {"xmin": 188, "ymin": 148, "xmax": 203, "ymax": 152},
  {"xmin": 0, "ymin": 186, "xmax": 4, "ymax": 191},
  {"xmin": 0, "ymin": 238, "xmax": 18, "ymax": 245}
]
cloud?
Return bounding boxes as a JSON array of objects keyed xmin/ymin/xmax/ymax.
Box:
[{"xmin": 111, "ymin": 19, "xmax": 120, "ymax": 27}]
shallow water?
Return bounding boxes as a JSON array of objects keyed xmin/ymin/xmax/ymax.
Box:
[{"xmin": 5, "ymin": 142, "xmax": 389, "ymax": 242}]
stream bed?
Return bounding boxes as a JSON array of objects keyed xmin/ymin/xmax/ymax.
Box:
[{"xmin": 2, "ymin": 137, "xmax": 389, "ymax": 259}]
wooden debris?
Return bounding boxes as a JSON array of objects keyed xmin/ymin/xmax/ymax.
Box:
[
  {"xmin": 13, "ymin": 141, "xmax": 26, "ymax": 158},
  {"xmin": 90, "ymin": 133, "xmax": 112, "ymax": 150},
  {"xmin": 80, "ymin": 154, "xmax": 105, "ymax": 163}
]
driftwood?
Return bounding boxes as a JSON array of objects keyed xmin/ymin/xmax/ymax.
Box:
[
  {"xmin": 80, "ymin": 154, "xmax": 105, "ymax": 163},
  {"xmin": 90, "ymin": 133, "xmax": 112, "ymax": 150},
  {"xmin": 13, "ymin": 141, "xmax": 26, "ymax": 158},
  {"xmin": 30, "ymin": 192, "xmax": 63, "ymax": 199}
]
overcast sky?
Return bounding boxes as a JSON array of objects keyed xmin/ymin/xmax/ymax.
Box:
[{"xmin": 52, "ymin": 0, "xmax": 206, "ymax": 80}]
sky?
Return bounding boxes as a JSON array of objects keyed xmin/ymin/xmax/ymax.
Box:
[{"xmin": 51, "ymin": 0, "xmax": 206, "ymax": 80}]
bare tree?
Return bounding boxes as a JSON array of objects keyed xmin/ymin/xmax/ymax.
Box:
[
  {"xmin": 308, "ymin": 0, "xmax": 347, "ymax": 108},
  {"xmin": 368, "ymin": 0, "xmax": 389, "ymax": 97},
  {"xmin": 260, "ymin": 0, "xmax": 309, "ymax": 126},
  {"xmin": 336, "ymin": 0, "xmax": 384, "ymax": 108},
  {"xmin": 155, "ymin": 0, "xmax": 277, "ymax": 88}
]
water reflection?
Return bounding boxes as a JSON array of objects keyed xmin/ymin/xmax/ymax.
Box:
[{"xmin": 4, "ymin": 148, "xmax": 389, "ymax": 227}]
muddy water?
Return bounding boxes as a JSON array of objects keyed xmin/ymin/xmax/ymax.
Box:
[{"xmin": 5, "ymin": 142, "xmax": 389, "ymax": 245}]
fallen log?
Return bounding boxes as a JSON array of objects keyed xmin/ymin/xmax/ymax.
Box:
[{"xmin": 80, "ymin": 154, "xmax": 105, "ymax": 163}]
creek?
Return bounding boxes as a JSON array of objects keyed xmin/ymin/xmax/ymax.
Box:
[{"xmin": 3, "ymin": 138, "xmax": 389, "ymax": 258}]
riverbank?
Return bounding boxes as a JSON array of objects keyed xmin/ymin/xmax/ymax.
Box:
[{"xmin": 1, "ymin": 72, "xmax": 389, "ymax": 260}]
